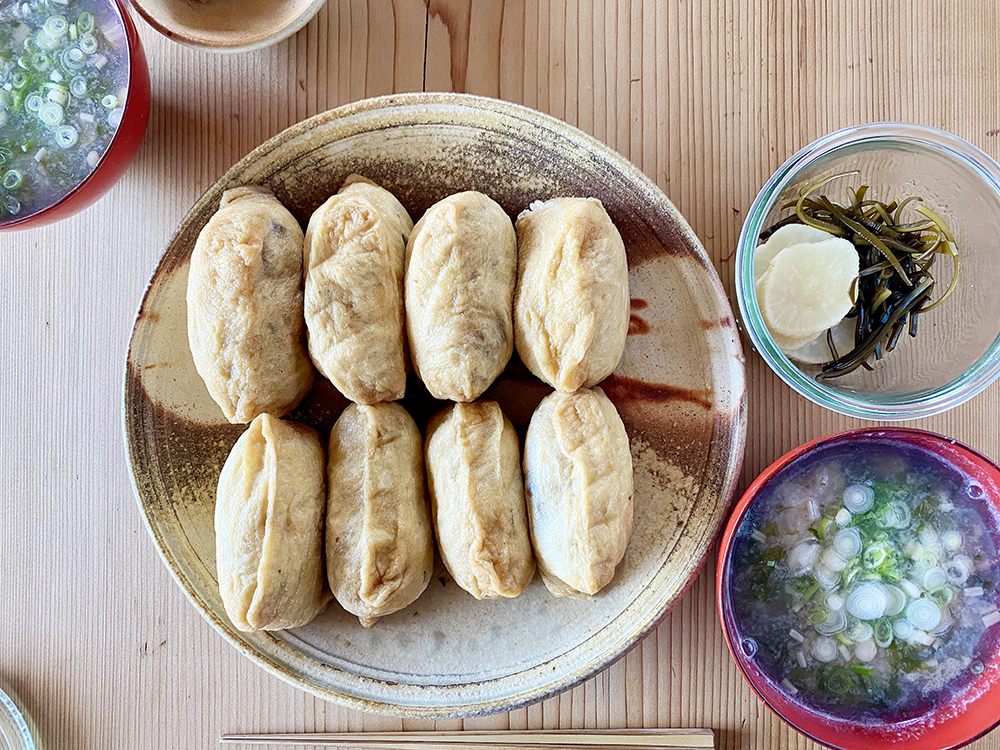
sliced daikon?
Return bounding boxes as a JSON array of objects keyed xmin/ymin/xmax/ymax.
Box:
[
  {"xmin": 785, "ymin": 318, "xmax": 857, "ymax": 365},
  {"xmin": 761, "ymin": 238, "xmax": 859, "ymax": 339},
  {"xmin": 753, "ymin": 223, "xmax": 836, "ymax": 282},
  {"xmin": 756, "ymin": 270, "xmax": 822, "ymax": 351}
]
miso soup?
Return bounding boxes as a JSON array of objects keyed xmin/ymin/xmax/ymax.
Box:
[
  {"xmin": 726, "ymin": 438, "xmax": 1000, "ymax": 722},
  {"xmin": 0, "ymin": 0, "xmax": 129, "ymax": 221}
]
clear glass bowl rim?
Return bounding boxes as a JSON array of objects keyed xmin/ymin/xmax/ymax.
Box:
[
  {"xmin": 0, "ymin": 687, "xmax": 34, "ymax": 750},
  {"xmin": 736, "ymin": 121, "xmax": 1000, "ymax": 420}
]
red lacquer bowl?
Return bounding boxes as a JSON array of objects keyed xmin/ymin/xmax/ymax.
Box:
[
  {"xmin": 717, "ymin": 428, "xmax": 1000, "ymax": 750},
  {"xmin": 0, "ymin": 0, "xmax": 150, "ymax": 231}
]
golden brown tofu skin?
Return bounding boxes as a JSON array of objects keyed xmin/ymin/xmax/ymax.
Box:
[
  {"xmin": 523, "ymin": 387, "xmax": 634, "ymax": 598},
  {"xmin": 514, "ymin": 197, "xmax": 630, "ymax": 392},
  {"xmin": 187, "ymin": 185, "xmax": 314, "ymax": 423},
  {"xmin": 405, "ymin": 191, "xmax": 517, "ymax": 402},
  {"xmin": 425, "ymin": 401, "xmax": 535, "ymax": 600},
  {"xmin": 304, "ymin": 176, "xmax": 413, "ymax": 404},
  {"xmin": 215, "ymin": 414, "xmax": 330, "ymax": 632},
  {"xmin": 326, "ymin": 402, "xmax": 433, "ymax": 627}
]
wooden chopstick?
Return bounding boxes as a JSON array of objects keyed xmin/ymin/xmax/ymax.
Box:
[{"xmin": 219, "ymin": 728, "xmax": 715, "ymax": 749}]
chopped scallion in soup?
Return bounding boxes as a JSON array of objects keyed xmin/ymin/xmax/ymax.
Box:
[
  {"xmin": 728, "ymin": 440, "xmax": 1000, "ymax": 721},
  {"xmin": 0, "ymin": 0, "xmax": 128, "ymax": 220}
]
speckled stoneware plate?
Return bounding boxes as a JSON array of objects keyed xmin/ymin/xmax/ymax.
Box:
[{"xmin": 123, "ymin": 93, "xmax": 747, "ymax": 718}]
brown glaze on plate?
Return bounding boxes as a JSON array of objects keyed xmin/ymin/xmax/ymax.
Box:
[{"xmin": 122, "ymin": 93, "xmax": 746, "ymax": 718}]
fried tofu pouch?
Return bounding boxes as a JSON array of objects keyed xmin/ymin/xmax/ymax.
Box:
[
  {"xmin": 326, "ymin": 402, "xmax": 433, "ymax": 627},
  {"xmin": 523, "ymin": 387, "xmax": 634, "ymax": 598},
  {"xmin": 514, "ymin": 197, "xmax": 630, "ymax": 392},
  {"xmin": 405, "ymin": 191, "xmax": 517, "ymax": 401},
  {"xmin": 187, "ymin": 185, "xmax": 314, "ymax": 423},
  {"xmin": 216, "ymin": 414, "xmax": 330, "ymax": 632},
  {"xmin": 304, "ymin": 176, "xmax": 414, "ymax": 403},
  {"xmin": 425, "ymin": 401, "xmax": 535, "ymax": 599}
]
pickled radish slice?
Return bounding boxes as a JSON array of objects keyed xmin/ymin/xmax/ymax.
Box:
[
  {"xmin": 753, "ymin": 223, "xmax": 836, "ymax": 281},
  {"xmin": 784, "ymin": 318, "xmax": 856, "ymax": 364},
  {"xmin": 761, "ymin": 238, "xmax": 859, "ymax": 339},
  {"xmin": 756, "ymin": 271, "xmax": 820, "ymax": 351}
]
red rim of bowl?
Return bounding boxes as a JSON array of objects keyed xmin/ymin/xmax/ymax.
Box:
[
  {"xmin": 716, "ymin": 427, "xmax": 1000, "ymax": 750},
  {"xmin": 0, "ymin": 0, "xmax": 150, "ymax": 231}
]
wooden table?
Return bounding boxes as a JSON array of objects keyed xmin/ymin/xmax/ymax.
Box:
[{"xmin": 2, "ymin": 1, "xmax": 999, "ymax": 748}]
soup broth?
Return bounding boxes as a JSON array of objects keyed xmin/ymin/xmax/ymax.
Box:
[
  {"xmin": 0, "ymin": 0, "xmax": 129, "ymax": 221},
  {"xmin": 727, "ymin": 439, "xmax": 1000, "ymax": 723}
]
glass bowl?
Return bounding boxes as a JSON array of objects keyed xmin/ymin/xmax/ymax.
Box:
[
  {"xmin": 0, "ymin": 687, "xmax": 34, "ymax": 750},
  {"xmin": 735, "ymin": 123, "xmax": 1000, "ymax": 419},
  {"xmin": 0, "ymin": 0, "xmax": 151, "ymax": 232},
  {"xmin": 717, "ymin": 428, "xmax": 1000, "ymax": 750}
]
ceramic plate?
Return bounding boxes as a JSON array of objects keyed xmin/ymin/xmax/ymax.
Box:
[{"xmin": 123, "ymin": 93, "xmax": 746, "ymax": 718}]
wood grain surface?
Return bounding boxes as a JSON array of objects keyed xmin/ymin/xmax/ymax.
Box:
[{"xmin": 1, "ymin": 1, "xmax": 999, "ymax": 749}]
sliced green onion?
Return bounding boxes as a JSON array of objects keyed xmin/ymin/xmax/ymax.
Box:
[
  {"xmin": 941, "ymin": 531, "xmax": 963, "ymax": 550},
  {"xmin": 847, "ymin": 581, "xmax": 890, "ymax": 620},
  {"xmin": 893, "ymin": 619, "xmax": 914, "ymax": 640},
  {"xmin": 825, "ymin": 667, "xmax": 855, "ymax": 694},
  {"xmin": 906, "ymin": 598, "xmax": 943, "ymax": 631},
  {"xmin": 38, "ymin": 100, "xmax": 63, "ymax": 126},
  {"xmin": 54, "ymin": 125, "xmax": 78, "ymax": 148},
  {"xmin": 44, "ymin": 15, "xmax": 68, "ymax": 37},
  {"xmin": 811, "ymin": 636, "xmax": 839, "ymax": 663},
  {"xmin": 814, "ymin": 608, "xmax": 847, "ymax": 635},
  {"xmin": 874, "ymin": 618, "xmax": 894, "ymax": 648},
  {"xmin": 835, "ymin": 507, "xmax": 852, "ymax": 526},
  {"xmin": 918, "ymin": 550, "xmax": 938, "ymax": 570},
  {"xmin": 36, "ymin": 29, "xmax": 58, "ymax": 50},
  {"xmin": 862, "ymin": 543, "xmax": 889, "ymax": 569},
  {"xmin": 79, "ymin": 33, "xmax": 98, "ymax": 55},
  {"xmin": 813, "ymin": 516, "xmax": 835, "ymax": 540},
  {"xmin": 62, "ymin": 46, "xmax": 86, "ymax": 69},
  {"xmin": 946, "ymin": 556, "xmax": 972, "ymax": 585},
  {"xmin": 808, "ymin": 609, "xmax": 829, "ymax": 625},
  {"xmin": 77, "ymin": 11, "xmax": 95, "ymax": 34},
  {"xmin": 25, "ymin": 93, "xmax": 44, "ymax": 113},
  {"xmin": 845, "ymin": 620, "xmax": 873, "ymax": 643},
  {"xmin": 885, "ymin": 585, "xmax": 907, "ymax": 616},
  {"xmin": 922, "ymin": 566, "xmax": 947, "ymax": 590},
  {"xmin": 834, "ymin": 528, "xmax": 862, "ymax": 559},
  {"xmin": 815, "ymin": 565, "xmax": 840, "ymax": 589},
  {"xmin": 876, "ymin": 501, "xmax": 912, "ymax": 529},
  {"xmin": 2, "ymin": 170, "xmax": 24, "ymax": 190},
  {"xmin": 843, "ymin": 484, "xmax": 874, "ymax": 513},
  {"xmin": 69, "ymin": 76, "xmax": 87, "ymax": 97},
  {"xmin": 971, "ymin": 660, "xmax": 985, "ymax": 675},
  {"xmin": 101, "ymin": 93, "xmax": 118, "ymax": 109},
  {"xmin": 822, "ymin": 547, "xmax": 848, "ymax": 572}
]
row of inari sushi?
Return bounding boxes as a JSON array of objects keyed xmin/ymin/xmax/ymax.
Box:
[{"xmin": 186, "ymin": 175, "xmax": 634, "ymax": 631}]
